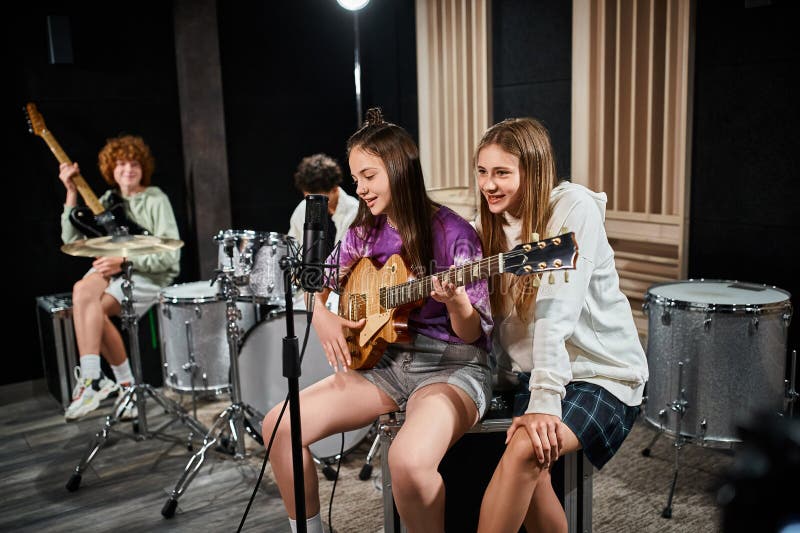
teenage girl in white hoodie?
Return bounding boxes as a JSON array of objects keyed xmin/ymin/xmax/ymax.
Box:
[{"xmin": 474, "ymin": 118, "xmax": 649, "ymax": 533}]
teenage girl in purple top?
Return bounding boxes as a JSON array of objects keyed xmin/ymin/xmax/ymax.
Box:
[{"xmin": 262, "ymin": 108, "xmax": 493, "ymax": 533}]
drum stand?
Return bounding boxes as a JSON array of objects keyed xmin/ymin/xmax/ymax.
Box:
[
  {"xmin": 641, "ymin": 361, "xmax": 689, "ymax": 519},
  {"xmin": 358, "ymin": 429, "xmax": 382, "ymax": 481},
  {"xmin": 66, "ymin": 260, "xmax": 210, "ymax": 492},
  {"xmin": 161, "ymin": 269, "xmax": 265, "ymax": 518}
]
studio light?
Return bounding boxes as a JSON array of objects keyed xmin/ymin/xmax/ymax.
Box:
[
  {"xmin": 336, "ymin": 0, "xmax": 370, "ymax": 11},
  {"xmin": 336, "ymin": 0, "xmax": 370, "ymax": 126}
]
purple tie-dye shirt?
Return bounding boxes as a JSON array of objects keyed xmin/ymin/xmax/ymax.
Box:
[{"xmin": 327, "ymin": 205, "xmax": 492, "ymax": 352}]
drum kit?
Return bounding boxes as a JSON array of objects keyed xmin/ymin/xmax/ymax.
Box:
[
  {"xmin": 641, "ymin": 278, "xmax": 796, "ymax": 518},
  {"xmin": 61, "ymin": 228, "xmax": 374, "ymax": 517}
]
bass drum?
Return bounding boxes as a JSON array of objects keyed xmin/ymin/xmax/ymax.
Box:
[{"xmin": 238, "ymin": 308, "xmax": 372, "ymax": 460}]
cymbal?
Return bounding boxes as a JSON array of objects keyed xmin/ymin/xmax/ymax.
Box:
[{"xmin": 61, "ymin": 234, "xmax": 184, "ymax": 258}]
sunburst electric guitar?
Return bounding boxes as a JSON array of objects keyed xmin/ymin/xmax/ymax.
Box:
[
  {"xmin": 339, "ymin": 232, "xmax": 579, "ymax": 369},
  {"xmin": 24, "ymin": 102, "xmax": 148, "ymax": 237}
]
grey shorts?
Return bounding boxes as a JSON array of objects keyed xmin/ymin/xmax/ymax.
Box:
[
  {"xmin": 360, "ymin": 334, "xmax": 492, "ymax": 417},
  {"xmin": 85, "ymin": 269, "xmax": 162, "ymax": 318}
]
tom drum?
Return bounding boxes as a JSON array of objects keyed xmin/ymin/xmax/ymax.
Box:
[
  {"xmin": 214, "ymin": 229, "xmax": 298, "ymax": 306},
  {"xmin": 643, "ymin": 279, "xmax": 792, "ymax": 446}
]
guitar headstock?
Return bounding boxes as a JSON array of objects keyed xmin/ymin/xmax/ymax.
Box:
[
  {"xmin": 503, "ymin": 232, "xmax": 579, "ymax": 276},
  {"xmin": 24, "ymin": 102, "xmax": 47, "ymax": 137}
]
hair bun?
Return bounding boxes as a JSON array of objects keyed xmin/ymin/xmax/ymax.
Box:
[{"xmin": 364, "ymin": 107, "xmax": 385, "ymax": 127}]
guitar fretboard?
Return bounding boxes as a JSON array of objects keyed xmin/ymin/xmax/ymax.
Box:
[{"xmin": 379, "ymin": 253, "xmax": 505, "ymax": 309}]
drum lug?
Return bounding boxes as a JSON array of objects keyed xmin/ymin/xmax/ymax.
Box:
[
  {"xmin": 194, "ymin": 305, "xmax": 203, "ymax": 319},
  {"xmin": 749, "ymin": 316, "xmax": 760, "ymax": 335},
  {"xmin": 704, "ymin": 312, "xmax": 712, "ymax": 331},
  {"xmin": 202, "ymin": 373, "xmax": 209, "ymax": 388},
  {"xmin": 642, "ymin": 300, "xmax": 650, "ymax": 315},
  {"xmin": 162, "ymin": 305, "xmax": 171, "ymax": 320},
  {"xmin": 699, "ymin": 419, "xmax": 707, "ymax": 443},
  {"xmin": 661, "ymin": 310, "xmax": 671, "ymax": 326},
  {"xmin": 169, "ymin": 372, "xmax": 178, "ymax": 386}
]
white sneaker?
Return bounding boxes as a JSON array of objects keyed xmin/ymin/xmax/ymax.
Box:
[
  {"xmin": 65, "ymin": 372, "xmax": 119, "ymax": 421},
  {"xmin": 113, "ymin": 385, "xmax": 138, "ymax": 421}
]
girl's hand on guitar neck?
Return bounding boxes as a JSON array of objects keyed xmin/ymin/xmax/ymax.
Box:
[
  {"xmin": 430, "ymin": 274, "xmax": 470, "ymax": 307},
  {"xmin": 430, "ymin": 274, "xmax": 482, "ymax": 344},
  {"xmin": 312, "ymin": 292, "xmax": 365, "ymax": 372}
]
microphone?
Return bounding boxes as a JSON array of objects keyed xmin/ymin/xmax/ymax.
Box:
[{"xmin": 300, "ymin": 194, "xmax": 330, "ymax": 293}]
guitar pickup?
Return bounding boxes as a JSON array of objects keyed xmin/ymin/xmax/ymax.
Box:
[{"xmin": 346, "ymin": 293, "xmax": 368, "ymax": 322}]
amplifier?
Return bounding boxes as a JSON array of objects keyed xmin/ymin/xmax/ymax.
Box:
[{"xmin": 35, "ymin": 293, "xmax": 163, "ymax": 409}]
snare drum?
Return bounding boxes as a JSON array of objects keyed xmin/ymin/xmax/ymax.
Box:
[
  {"xmin": 643, "ymin": 279, "xmax": 793, "ymax": 446},
  {"xmin": 158, "ymin": 280, "xmax": 258, "ymax": 394},
  {"xmin": 237, "ymin": 308, "xmax": 372, "ymax": 460},
  {"xmin": 214, "ymin": 229, "xmax": 298, "ymax": 306}
]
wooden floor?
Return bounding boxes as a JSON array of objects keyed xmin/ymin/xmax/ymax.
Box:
[
  {"xmin": 0, "ymin": 383, "xmax": 748, "ymax": 533},
  {"xmin": 0, "ymin": 390, "xmax": 298, "ymax": 533}
]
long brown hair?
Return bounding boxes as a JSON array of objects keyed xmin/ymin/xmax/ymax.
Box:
[
  {"xmin": 347, "ymin": 107, "xmax": 438, "ymax": 276},
  {"xmin": 474, "ymin": 117, "xmax": 558, "ymax": 319}
]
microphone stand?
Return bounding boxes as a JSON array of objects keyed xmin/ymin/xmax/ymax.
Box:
[{"xmin": 279, "ymin": 253, "xmax": 307, "ymax": 532}]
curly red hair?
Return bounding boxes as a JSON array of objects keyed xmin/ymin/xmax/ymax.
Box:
[{"xmin": 97, "ymin": 134, "xmax": 155, "ymax": 186}]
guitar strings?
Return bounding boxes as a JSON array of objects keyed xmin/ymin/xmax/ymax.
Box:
[{"xmin": 380, "ymin": 246, "xmax": 551, "ymax": 308}]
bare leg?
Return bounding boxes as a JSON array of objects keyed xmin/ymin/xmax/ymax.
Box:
[
  {"xmin": 478, "ymin": 424, "xmax": 580, "ymax": 533},
  {"xmin": 98, "ymin": 294, "xmax": 126, "ymax": 366},
  {"xmin": 71, "ymin": 273, "xmax": 111, "ymax": 357},
  {"xmin": 389, "ymin": 383, "xmax": 479, "ymax": 533},
  {"xmin": 522, "ymin": 468, "xmax": 568, "ymax": 533},
  {"xmin": 262, "ymin": 371, "xmax": 398, "ymax": 518}
]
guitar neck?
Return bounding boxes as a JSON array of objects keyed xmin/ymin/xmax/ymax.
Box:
[
  {"xmin": 380, "ymin": 254, "xmax": 504, "ymax": 309},
  {"xmin": 40, "ymin": 129, "xmax": 105, "ymax": 215}
]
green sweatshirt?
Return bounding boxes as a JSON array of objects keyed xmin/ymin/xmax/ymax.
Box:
[{"xmin": 61, "ymin": 186, "xmax": 181, "ymax": 287}]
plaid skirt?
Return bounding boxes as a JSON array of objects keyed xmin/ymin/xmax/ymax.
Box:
[{"xmin": 511, "ymin": 376, "xmax": 640, "ymax": 470}]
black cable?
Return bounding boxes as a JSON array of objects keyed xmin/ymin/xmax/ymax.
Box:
[
  {"xmin": 237, "ymin": 300, "xmax": 313, "ymax": 532},
  {"xmin": 328, "ymin": 432, "xmax": 345, "ymax": 532}
]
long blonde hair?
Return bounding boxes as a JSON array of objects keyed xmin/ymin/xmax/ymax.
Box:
[{"xmin": 474, "ymin": 118, "xmax": 558, "ymax": 319}]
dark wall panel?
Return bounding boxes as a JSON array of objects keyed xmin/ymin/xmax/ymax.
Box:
[
  {"xmin": 689, "ymin": 0, "xmax": 799, "ymax": 380},
  {"xmin": 491, "ymin": 0, "xmax": 572, "ymax": 179}
]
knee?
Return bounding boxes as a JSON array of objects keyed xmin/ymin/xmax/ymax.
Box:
[
  {"xmin": 387, "ymin": 442, "xmax": 432, "ymax": 495},
  {"xmin": 72, "ymin": 279, "xmax": 91, "ymax": 307},
  {"xmin": 504, "ymin": 430, "xmax": 543, "ymax": 470},
  {"xmin": 262, "ymin": 406, "xmax": 290, "ymax": 454}
]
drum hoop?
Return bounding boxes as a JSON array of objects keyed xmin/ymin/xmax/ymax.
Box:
[
  {"xmin": 213, "ymin": 229, "xmax": 268, "ymax": 243},
  {"xmin": 159, "ymin": 293, "xmax": 221, "ymax": 304},
  {"xmin": 159, "ymin": 281, "xmax": 222, "ymax": 304},
  {"xmin": 645, "ymin": 278, "xmax": 792, "ymax": 314}
]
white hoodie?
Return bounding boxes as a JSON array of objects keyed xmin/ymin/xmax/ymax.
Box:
[{"xmin": 486, "ymin": 181, "xmax": 649, "ymax": 418}]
